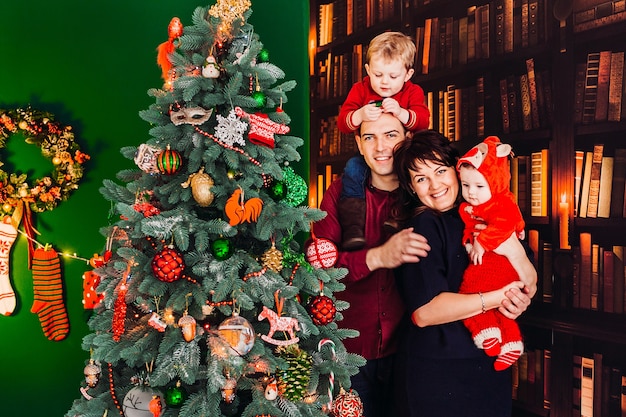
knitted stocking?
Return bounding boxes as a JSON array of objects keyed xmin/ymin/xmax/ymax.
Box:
[
  {"xmin": 0, "ymin": 220, "xmax": 18, "ymax": 316},
  {"xmin": 30, "ymin": 248, "xmax": 69, "ymax": 341}
]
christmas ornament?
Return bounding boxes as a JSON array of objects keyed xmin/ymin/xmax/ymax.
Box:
[
  {"xmin": 258, "ymin": 301, "xmax": 300, "ymax": 346},
  {"xmin": 234, "ymin": 106, "xmax": 290, "ymax": 148},
  {"xmin": 225, "ymin": 187, "xmax": 263, "ymax": 226},
  {"xmin": 202, "ymin": 55, "xmax": 221, "ymax": 78},
  {"xmin": 178, "ymin": 312, "xmax": 197, "ymax": 342},
  {"xmin": 89, "ymin": 250, "xmax": 112, "ymax": 268},
  {"xmin": 214, "ymin": 109, "xmax": 248, "ymax": 147},
  {"xmin": 317, "ymin": 338, "xmax": 337, "ymax": 410},
  {"xmin": 133, "ymin": 200, "xmax": 161, "ymax": 218},
  {"xmin": 112, "ymin": 265, "xmax": 131, "ymax": 342},
  {"xmin": 31, "ymin": 247, "xmax": 69, "ymax": 341},
  {"xmin": 332, "ymin": 388, "xmax": 364, "ymax": 417},
  {"xmin": 211, "ymin": 237, "xmax": 234, "ymax": 260},
  {"xmin": 307, "ymin": 294, "xmax": 337, "ymax": 326},
  {"xmin": 267, "ymin": 179, "xmax": 287, "ymax": 201},
  {"xmin": 157, "ymin": 17, "xmax": 183, "ymax": 87},
  {"xmin": 282, "ymin": 166, "xmax": 307, "ymax": 206},
  {"xmin": 151, "ymin": 247, "xmax": 185, "ymax": 282},
  {"xmin": 181, "ymin": 167, "xmax": 215, "ymax": 207},
  {"xmin": 251, "ymin": 90, "xmax": 267, "ymax": 108},
  {"xmin": 209, "ymin": 0, "xmax": 251, "ymax": 28},
  {"xmin": 122, "ymin": 386, "xmax": 165, "ymax": 417},
  {"xmin": 148, "ymin": 312, "xmax": 167, "ymax": 332},
  {"xmin": 276, "ymin": 344, "xmax": 312, "ymax": 401},
  {"xmin": 257, "ymin": 48, "xmax": 270, "ymax": 63},
  {"xmin": 83, "ymin": 359, "xmax": 101, "ymax": 388},
  {"xmin": 164, "ymin": 380, "xmax": 187, "ymax": 408},
  {"xmin": 305, "ymin": 236, "xmax": 338, "ymax": 269},
  {"xmin": 169, "ymin": 105, "xmax": 212, "ymax": 126},
  {"xmin": 260, "ymin": 242, "xmax": 283, "ymax": 273},
  {"xmin": 264, "ymin": 377, "xmax": 278, "ymax": 400},
  {"xmin": 134, "ymin": 144, "xmax": 161, "ymax": 174},
  {"xmin": 0, "ymin": 219, "xmax": 18, "ymax": 315},
  {"xmin": 157, "ymin": 145, "xmax": 182, "ymax": 175},
  {"xmin": 221, "ymin": 376, "xmax": 237, "ymax": 403},
  {"xmin": 217, "ymin": 313, "xmax": 256, "ymax": 355},
  {"xmin": 149, "ymin": 395, "xmax": 163, "ymax": 417}
]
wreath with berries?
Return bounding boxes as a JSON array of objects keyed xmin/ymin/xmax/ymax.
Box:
[{"xmin": 0, "ymin": 107, "xmax": 90, "ymax": 216}]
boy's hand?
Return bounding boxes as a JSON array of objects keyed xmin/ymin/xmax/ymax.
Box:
[
  {"xmin": 359, "ymin": 103, "xmax": 383, "ymax": 122},
  {"xmin": 380, "ymin": 97, "xmax": 401, "ymax": 117}
]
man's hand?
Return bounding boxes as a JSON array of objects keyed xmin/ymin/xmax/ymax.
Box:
[{"xmin": 366, "ymin": 227, "xmax": 430, "ymax": 271}]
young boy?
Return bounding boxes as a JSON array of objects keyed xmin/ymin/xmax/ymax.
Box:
[
  {"xmin": 456, "ymin": 136, "xmax": 526, "ymax": 371},
  {"xmin": 337, "ymin": 31, "xmax": 430, "ymax": 250}
]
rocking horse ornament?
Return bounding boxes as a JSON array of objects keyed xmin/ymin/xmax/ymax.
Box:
[{"xmin": 258, "ymin": 291, "xmax": 300, "ymax": 346}]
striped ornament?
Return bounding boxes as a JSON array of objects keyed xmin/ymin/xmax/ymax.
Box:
[{"xmin": 157, "ymin": 146, "xmax": 182, "ymax": 174}]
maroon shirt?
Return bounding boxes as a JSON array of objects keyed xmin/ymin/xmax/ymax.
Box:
[{"xmin": 314, "ymin": 178, "xmax": 406, "ymax": 359}]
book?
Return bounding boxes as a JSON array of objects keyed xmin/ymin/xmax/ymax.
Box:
[
  {"xmin": 591, "ymin": 243, "xmax": 600, "ymax": 310},
  {"xmin": 574, "ymin": 62, "xmax": 588, "ymax": 125},
  {"xmin": 579, "ymin": 232, "xmax": 593, "ymax": 310},
  {"xmin": 603, "ymin": 249, "xmax": 615, "ymax": 313},
  {"xmin": 586, "ymin": 144, "xmax": 605, "ymax": 218},
  {"xmin": 494, "ymin": 0, "xmax": 505, "ymax": 55},
  {"xmin": 500, "ymin": 77, "xmax": 511, "ymax": 133},
  {"xmin": 613, "ymin": 245, "xmax": 625, "ymax": 313},
  {"xmin": 517, "ymin": 154, "xmax": 530, "ymax": 215},
  {"xmin": 575, "ymin": 150, "xmax": 585, "ymax": 216},
  {"xmin": 528, "ymin": 229, "xmax": 540, "ymax": 268},
  {"xmin": 530, "ymin": 149, "xmax": 549, "ymax": 217},
  {"xmin": 573, "ymin": 0, "xmax": 626, "ymax": 32},
  {"xmin": 476, "ymin": 75, "xmax": 485, "ymax": 137},
  {"xmin": 610, "ymin": 149, "xmax": 626, "ymax": 218},
  {"xmin": 581, "ymin": 355, "xmax": 595, "ymax": 417},
  {"xmin": 622, "ymin": 375, "xmax": 626, "ymax": 416},
  {"xmin": 504, "ymin": 0, "xmax": 514, "ymax": 53},
  {"xmin": 458, "ymin": 16, "xmax": 468, "ymax": 65},
  {"xmin": 507, "ymin": 74, "xmax": 521, "ymax": 133},
  {"xmin": 579, "ymin": 151, "xmax": 593, "ymax": 218},
  {"xmin": 573, "ymin": 354, "xmax": 582, "ymax": 417},
  {"xmin": 525, "ymin": 57, "xmax": 540, "ymax": 129},
  {"xmin": 422, "ymin": 18, "xmax": 433, "ymax": 74},
  {"xmin": 597, "ymin": 155, "xmax": 614, "ymax": 218},
  {"xmin": 477, "ymin": 3, "xmax": 491, "ymax": 60},
  {"xmin": 608, "ymin": 367, "xmax": 622, "ymax": 417},
  {"xmin": 519, "ymin": 73, "xmax": 533, "ymax": 131},
  {"xmin": 521, "ymin": 0, "xmax": 530, "ymax": 48},
  {"xmin": 608, "ymin": 51, "xmax": 624, "ymax": 121},
  {"xmin": 543, "ymin": 349, "xmax": 551, "ymax": 410},
  {"xmin": 467, "ymin": 6, "xmax": 476, "ymax": 62},
  {"xmin": 542, "ymin": 241, "xmax": 553, "ymax": 303},
  {"xmin": 594, "ymin": 50, "xmax": 612, "ymax": 122},
  {"xmin": 528, "ymin": 0, "xmax": 539, "ymax": 46},
  {"xmin": 582, "ymin": 52, "xmax": 601, "ymax": 125},
  {"xmin": 572, "ymin": 245, "xmax": 581, "ymax": 308}
]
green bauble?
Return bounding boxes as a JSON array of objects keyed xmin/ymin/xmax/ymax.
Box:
[
  {"xmin": 164, "ymin": 383, "xmax": 187, "ymax": 408},
  {"xmin": 251, "ymin": 90, "xmax": 267, "ymax": 108},
  {"xmin": 268, "ymin": 180, "xmax": 287, "ymax": 201},
  {"xmin": 282, "ymin": 167, "xmax": 308, "ymax": 207},
  {"xmin": 211, "ymin": 237, "xmax": 234, "ymax": 260},
  {"xmin": 257, "ymin": 48, "xmax": 270, "ymax": 63}
]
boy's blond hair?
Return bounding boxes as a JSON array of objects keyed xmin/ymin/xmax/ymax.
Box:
[{"xmin": 366, "ymin": 31, "xmax": 416, "ymax": 70}]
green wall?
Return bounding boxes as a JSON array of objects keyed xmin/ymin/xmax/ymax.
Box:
[{"xmin": 0, "ymin": 1, "xmax": 308, "ymax": 416}]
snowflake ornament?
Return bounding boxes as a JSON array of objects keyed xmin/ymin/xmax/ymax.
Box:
[{"xmin": 215, "ymin": 109, "xmax": 248, "ymax": 147}]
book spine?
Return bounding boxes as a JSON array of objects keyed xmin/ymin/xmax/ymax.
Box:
[
  {"xmin": 597, "ymin": 156, "xmax": 614, "ymax": 218},
  {"xmin": 608, "ymin": 51, "xmax": 624, "ymax": 122},
  {"xmin": 520, "ymin": 73, "xmax": 533, "ymax": 131},
  {"xmin": 507, "ymin": 74, "xmax": 521, "ymax": 133},
  {"xmin": 603, "ymin": 249, "xmax": 614, "ymax": 313},
  {"xmin": 500, "ymin": 77, "xmax": 511, "ymax": 133},
  {"xmin": 594, "ymin": 50, "xmax": 612, "ymax": 122},
  {"xmin": 580, "ymin": 232, "xmax": 592, "ymax": 310},
  {"xmin": 586, "ymin": 144, "xmax": 605, "ymax": 218},
  {"xmin": 526, "ymin": 58, "xmax": 541, "ymax": 129},
  {"xmin": 583, "ymin": 52, "xmax": 601, "ymax": 125},
  {"xmin": 574, "ymin": 63, "xmax": 588, "ymax": 125},
  {"xmin": 575, "ymin": 150, "xmax": 585, "ymax": 216}
]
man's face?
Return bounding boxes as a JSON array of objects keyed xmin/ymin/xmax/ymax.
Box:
[{"xmin": 355, "ymin": 113, "xmax": 407, "ymax": 189}]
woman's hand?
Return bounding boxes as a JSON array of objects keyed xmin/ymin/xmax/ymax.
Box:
[
  {"xmin": 496, "ymin": 283, "xmax": 532, "ymax": 320},
  {"xmin": 366, "ymin": 227, "xmax": 430, "ymax": 270}
]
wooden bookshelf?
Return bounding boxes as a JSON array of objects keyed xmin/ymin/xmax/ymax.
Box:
[{"xmin": 309, "ymin": 0, "xmax": 626, "ymax": 415}]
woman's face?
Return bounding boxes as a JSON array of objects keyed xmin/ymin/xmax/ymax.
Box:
[{"xmin": 408, "ymin": 158, "xmax": 459, "ymax": 212}]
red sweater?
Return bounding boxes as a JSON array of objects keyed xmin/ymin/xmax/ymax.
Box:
[
  {"xmin": 337, "ymin": 76, "xmax": 430, "ymax": 133},
  {"xmin": 314, "ymin": 178, "xmax": 405, "ymax": 359}
]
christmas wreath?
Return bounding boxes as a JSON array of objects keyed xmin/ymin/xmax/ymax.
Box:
[{"xmin": 0, "ymin": 107, "xmax": 90, "ymax": 216}]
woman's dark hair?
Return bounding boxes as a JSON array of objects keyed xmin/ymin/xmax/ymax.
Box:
[{"xmin": 391, "ymin": 130, "xmax": 461, "ymax": 224}]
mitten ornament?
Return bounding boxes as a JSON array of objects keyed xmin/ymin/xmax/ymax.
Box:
[
  {"xmin": 0, "ymin": 218, "xmax": 18, "ymax": 316},
  {"xmin": 30, "ymin": 247, "xmax": 69, "ymax": 341},
  {"xmin": 234, "ymin": 106, "xmax": 290, "ymax": 148}
]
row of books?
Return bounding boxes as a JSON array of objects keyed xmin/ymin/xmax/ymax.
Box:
[
  {"xmin": 498, "ymin": 58, "xmax": 553, "ymax": 134},
  {"xmin": 318, "ymin": 115, "xmax": 359, "ymax": 159},
  {"xmin": 415, "ymin": 0, "xmax": 550, "ymax": 75},
  {"xmin": 510, "ymin": 149, "xmax": 549, "ymax": 218},
  {"xmin": 573, "ymin": 0, "xmax": 626, "ymax": 33},
  {"xmin": 572, "ymin": 233, "xmax": 626, "ymax": 313},
  {"xmin": 314, "ymin": 164, "xmax": 340, "ymax": 209},
  {"xmin": 512, "ymin": 347, "xmax": 551, "ymax": 411},
  {"xmin": 573, "ymin": 352, "xmax": 626, "ymax": 416},
  {"xmin": 317, "ymin": 0, "xmax": 397, "ymax": 46},
  {"xmin": 425, "ymin": 77, "xmax": 487, "ymax": 141},
  {"xmin": 574, "ymin": 50, "xmax": 626, "ymax": 125},
  {"xmin": 314, "ymin": 44, "xmax": 365, "ymax": 102},
  {"xmin": 574, "ymin": 145, "xmax": 626, "ymax": 219}
]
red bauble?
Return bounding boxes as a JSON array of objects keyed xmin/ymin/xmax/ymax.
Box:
[
  {"xmin": 157, "ymin": 146, "xmax": 182, "ymax": 174},
  {"xmin": 332, "ymin": 389, "xmax": 363, "ymax": 417},
  {"xmin": 152, "ymin": 247, "xmax": 185, "ymax": 282},
  {"xmin": 307, "ymin": 294, "xmax": 336, "ymax": 325},
  {"xmin": 305, "ymin": 237, "xmax": 338, "ymax": 269}
]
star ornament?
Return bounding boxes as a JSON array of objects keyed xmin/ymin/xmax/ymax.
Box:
[{"xmin": 209, "ymin": 0, "xmax": 251, "ymax": 25}]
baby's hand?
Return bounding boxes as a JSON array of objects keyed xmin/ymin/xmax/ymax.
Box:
[
  {"xmin": 360, "ymin": 103, "xmax": 383, "ymax": 122},
  {"xmin": 381, "ymin": 97, "xmax": 401, "ymax": 117},
  {"xmin": 469, "ymin": 240, "xmax": 485, "ymax": 265}
]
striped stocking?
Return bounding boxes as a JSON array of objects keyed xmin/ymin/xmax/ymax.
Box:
[
  {"xmin": 31, "ymin": 247, "xmax": 69, "ymax": 341},
  {"xmin": 0, "ymin": 220, "xmax": 18, "ymax": 316}
]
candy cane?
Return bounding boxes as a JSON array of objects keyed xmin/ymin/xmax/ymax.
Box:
[{"xmin": 318, "ymin": 338, "xmax": 336, "ymax": 409}]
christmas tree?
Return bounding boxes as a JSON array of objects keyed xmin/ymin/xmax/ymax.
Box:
[{"xmin": 67, "ymin": 1, "xmax": 365, "ymax": 417}]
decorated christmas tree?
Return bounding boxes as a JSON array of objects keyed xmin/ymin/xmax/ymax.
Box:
[{"xmin": 66, "ymin": 1, "xmax": 365, "ymax": 417}]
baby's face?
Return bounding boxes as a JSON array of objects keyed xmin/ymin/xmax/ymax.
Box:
[
  {"xmin": 459, "ymin": 165, "xmax": 492, "ymax": 206},
  {"xmin": 365, "ymin": 56, "xmax": 413, "ymax": 98}
]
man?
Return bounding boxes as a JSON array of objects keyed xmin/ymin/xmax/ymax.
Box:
[{"xmin": 313, "ymin": 113, "xmax": 431, "ymax": 417}]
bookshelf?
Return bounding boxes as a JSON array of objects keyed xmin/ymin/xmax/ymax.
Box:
[{"xmin": 309, "ymin": 0, "xmax": 626, "ymax": 416}]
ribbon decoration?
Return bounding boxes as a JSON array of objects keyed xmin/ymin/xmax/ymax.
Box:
[{"xmin": 317, "ymin": 338, "xmax": 336, "ymax": 410}]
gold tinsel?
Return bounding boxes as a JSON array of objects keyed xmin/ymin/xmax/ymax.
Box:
[
  {"xmin": 261, "ymin": 243, "xmax": 283, "ymax": 273},
  {"xmin": 209, "ymin": 0, "xmax": 251, "ymax": 25}
]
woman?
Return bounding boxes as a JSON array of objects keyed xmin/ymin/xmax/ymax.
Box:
[{"xmin": 392, "ymin": 130, "xmax": 537, "ymax": 417}]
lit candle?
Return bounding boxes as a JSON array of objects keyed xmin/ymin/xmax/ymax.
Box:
[{"xmin": 559, "ymin": 193, "xmax": 570, "ymax": 250}]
